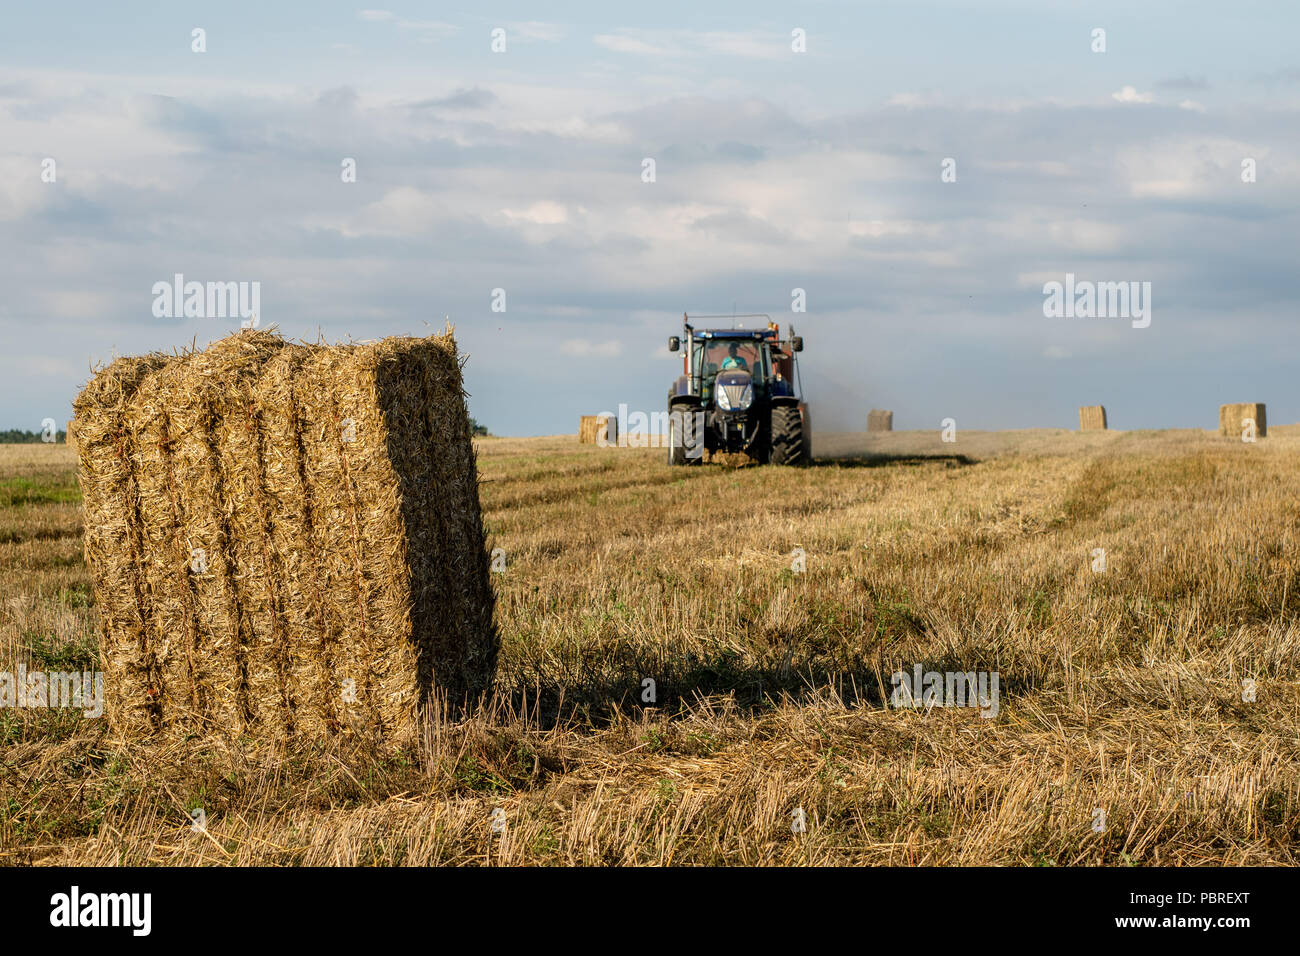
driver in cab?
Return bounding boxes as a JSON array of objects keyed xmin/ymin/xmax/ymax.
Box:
[{"xmin": 720, "ymin": 343, "xmax": 749, "ymax": 371}]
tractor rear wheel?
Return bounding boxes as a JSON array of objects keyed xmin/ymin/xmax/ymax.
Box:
[{"xmin": 768, "ymin": 405, "xmax": 807, "ymax": 466}]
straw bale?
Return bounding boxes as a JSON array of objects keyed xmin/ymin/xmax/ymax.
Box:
[
  {"xmin": 578, "ymin": 414, "xmax": 616, "ymax": 445},
  {"xmin": 73, "ymin": 355, "xmax": 171, "ymax": 736},
  {"xmin": 1078, "ymin": 406, "xmax": 1108, "ymax": 431},
  {"xmin": 867, "ymin": 409, "xmax": 893, "ymax": 433},
  {"xmin": 73, "ymin": 329, "xmax": 498, "ymax": 741},
  {"xmin": 1219, "ymin": 403, "xmax": 1266, "ymax": 438}
]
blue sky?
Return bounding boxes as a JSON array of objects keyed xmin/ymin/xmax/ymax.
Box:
[{"xmin": 2, "ymin": 1, "xmax": 1298, "ymax": 433}]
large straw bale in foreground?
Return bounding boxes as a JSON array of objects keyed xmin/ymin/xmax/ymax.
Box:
[
  {"xmin": 1078, "ymin": 406, "xmax": 1107, "ymax": 431},
  {"xmin": 1219, "ymin": 403, "xmax": 1266, "ymax": 439},
  {"xmin": 867, "ymin": 409, "xmax": 893, "ymax": 433},
  {"xmin": 72, "ymin": 329, "xmax": 498, "ymax": 741}
]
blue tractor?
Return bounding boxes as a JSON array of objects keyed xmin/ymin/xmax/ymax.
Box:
[{"xmin": 666, "ymin": 313, "xmax": 809, "ymax": 466}]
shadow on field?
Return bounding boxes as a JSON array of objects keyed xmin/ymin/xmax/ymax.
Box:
[
  {"xmin": 810, "ymin": 453, "xmax": 977, "ymax": 469},
  {"xmin": 500, "ymin": 669, "xmax": 879, "ymax": 727},
  {"xmin": 499, "ymin": 650, "xmax": 1022, "ymax": 728}
]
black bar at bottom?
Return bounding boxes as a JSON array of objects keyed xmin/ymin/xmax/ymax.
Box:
[{"xmin": 0, "ymin": 865, "xmax": 1275, "ymax": 942}]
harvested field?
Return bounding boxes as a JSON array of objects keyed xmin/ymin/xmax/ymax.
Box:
[{"xmin": 2, "ymin": 427, "xmax": 1299, "ymax": 865}]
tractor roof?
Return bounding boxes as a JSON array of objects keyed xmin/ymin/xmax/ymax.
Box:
[{"xmin": 694, "ymin": 328, "xmax": 777, "ymax": 340}]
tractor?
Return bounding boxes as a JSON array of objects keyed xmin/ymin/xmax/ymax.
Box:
[{"xmin": 666, "ymin": 313, "xmax": 810, "ymax": 466}]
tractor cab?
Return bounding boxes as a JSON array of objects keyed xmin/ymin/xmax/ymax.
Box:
[{"xmin": 695, "ymin": 335, "xmax": 769, "ymax": 404}]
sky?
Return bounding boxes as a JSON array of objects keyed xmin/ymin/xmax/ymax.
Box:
[{"xmin": 1, "ymin": 0, "xmax": 1297, "ymax": 434}]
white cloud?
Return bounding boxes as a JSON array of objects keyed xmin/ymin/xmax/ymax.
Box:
[
  {"xmin": 396, "ymin": 19, "xmax": 458, "ymax": 40},
  {"xmin": 359, "ymin": 11, "xmax": 456, "ymax": 40},
  {"xmin": 348, "ymin": 187, "xmax": 444, "ymax": 236},
  {"xmin": 1179, "ymin": 99, "xmax": 1207, "ymax": 112},
  {"xmin": 593, "ymin": 29, "xmax": 786, "ymax": 60},
  {"xmin": 0, "ymin": 353, "xmax": 83, "ymax": 379},
  {"xmin": 1045, "ymin": 219, "xmax": 1126, "ymax": 253},
  {"xmin": 1016, "ymin": 271, "xmax": 1064, "ymax": 289},
  {"xmin": 1118, "ymin": 137, "xmax": 1263, "ymax": 198},
  {"xmin": 507, "ymin": 22, "xmax": 565, "ymax": 43},
  {"xmin": 500, "ymin": 201, "xmax": 569, "ymax": 225},
  {"xmin": 1112, "ymin": 86, "xmax": 1154, "ymax": 104},
  {"xmin": 848, "ymin": 219, "xmax": 940, "ymax": 239},
  {"xmin": 698, "ymin": 31, "xmax": 784, "ymax": 59},
  {"xmin": 886, "ymin": 91, "xmax": 945, "ymax": 109},
  {"xmin": 3, "ymin": 57, "xmax": 1300, "ymax": 436},
  {"xmin": 594, "ymin": 32, "xmax": 671, "ymax": 56}
]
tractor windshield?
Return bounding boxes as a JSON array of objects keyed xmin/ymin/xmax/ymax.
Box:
[{"xmin": 697, "ymin": 339, "xmax": 766, "ymax": 386}]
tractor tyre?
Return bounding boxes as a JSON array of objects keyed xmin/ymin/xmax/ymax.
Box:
[
  {"xmin": 667, "ymin": 403, "xmax": 697, "ymax": 466},
  {"xmin": 769, "ymin": 404, "xmax": 807, "ymax": 466}
]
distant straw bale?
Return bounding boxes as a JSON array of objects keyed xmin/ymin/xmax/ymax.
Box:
[
  {"xmin": 579, "ymin": 414, "xmax": 617, "ymax": 445},
  {"xmin": 72, "ymin": 329, "xmax": 498, "ymax": 742},
  {"xmin": 867, "ymin": 409, "xmax": 893, "ymax": 433},
  {"xmin": 1219, "ymin": 403, "xmax": 1267, "ymax": 439},
  {"xmin": 1078, "ymin": 406, "xmax": 1108, "ymax": 431},
  {"xmin": 65, "ymin": 420, "xmax": 76, "ymax": 453}
]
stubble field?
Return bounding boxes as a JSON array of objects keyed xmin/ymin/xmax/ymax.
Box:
[{"xmin": 2, "ymin": 427, "xmax": 1298, "ymax": 865}]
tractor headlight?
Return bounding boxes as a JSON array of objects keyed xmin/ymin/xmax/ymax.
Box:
[{"xmin": 717, "ymin": 382, "xmax": 753, "ymax": 411}]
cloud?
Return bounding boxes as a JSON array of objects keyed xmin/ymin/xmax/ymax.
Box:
[
  {"xmin": 1179, "ymin": 99, "xmax": 1206, "ymax": 112},
  {"xmin": 593, "ymin": 32, "xmax": 667, "ymax": 56},
  {"xmin": 3, "ymin": 53, "xmax": 1300, "ymax": 435},
  {"xmin": 396, "ymin": 19, "xmax": 458, "ymax": 40},
  {"xmin": 1117, "ymin": 137, "xmax": 1265, "ymax": 198},
  {"xmin": 507, "ymin": 22, "xmax": 565, "ymax": 43},
  {"xmin": 593, "ymin": 29, "xmax": 786, "ymax": 60},
  {"xmin": 359, "ymin": 10, "xmax": 456, "ymax": 41},
  {"xmin": 715, "ymin": 141, "xmax": 766, "ymax": 163},
  {"xmin": 500, "ymin": 201, "xmax": 569, "ymax": 225},
  {"xmin": 350, "ymin": 187, "xmax": 445, "ymax": 236},
  {"xmin": 409, "ymin": 87, "xmax": 497, "ymax": 111},
  {"xmin": 1253, "ymin": 68, "xmax": 1300, "ymax": 85},
  {"xmin": 886, "ymin": 91, "xmax": 946, "ymax": 109},
  {"xmin": 317, "ymin": 86, "xmax": 359, "ymax": 112},
  {"xmin": 1112, "ymin": 86, "xmax": 1154, "ymax": 104}
]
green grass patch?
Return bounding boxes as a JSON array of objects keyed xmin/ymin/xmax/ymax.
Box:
[{"xmin": 0, "ymin": 476, "xmax": 81, "ymax": 507}]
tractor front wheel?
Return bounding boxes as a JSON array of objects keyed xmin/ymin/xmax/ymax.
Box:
[
  {"xmin": 768, "ymin": 405, "xmax": 807, "ymax": 466},
  {"xmin": 667, "ymin": 403, "xmax": 698, "ymax": 466}
]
